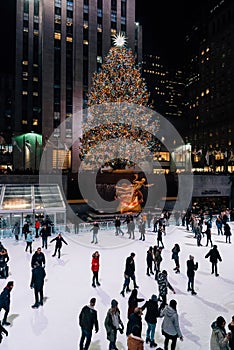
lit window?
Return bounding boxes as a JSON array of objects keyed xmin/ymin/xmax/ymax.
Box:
[
  {"xmin": 33, "ymin": 92, "xmax": 39, "ymax": 96},
  {"xmin": 228, "ymin": 140, "xmax": 232, "ymax": 146},
  {"xmin": 97, "ymin": 26, "xmax": 102, "ymax": 32},
  {"xmin": 83, "ymin": 21, "xmax": 88, "ymax": 29},
  {"xmin": 34, "ymin": 30, "xmax": 39, "ymax": 36},
  {"xmin": 22, "ymin": 61, "xmax": 29, "ymax": 65},
  {"xmin": 33, "ymin": 63, "xmax": 39, "ymax": 67},
  {"xmin": 33, "ymin": 119, "xmax": 38, "ymax": 126},
  {"xmin": 22, "ymin": 91, "xmax": 28, "ymax": 95},
  {"xmin": 196, "ymin": 116, "xmax": 199, "ymax": 120},
  {"xmin": 54, "ymin": 32, "xmax": 61, "ymax": 40},
  {"xmin": 66, "ymin": 36, "xmax": 73, "ymax": 42},
  {"xmin": 201, "ymin": 50, "xmax": 205, "ymax": 55},
  {"xmin": 23, "ymin": 72, "xmax": 28, "ymax": 77},
  {"xmin": 206, "ymin": 88, "xmax": 210, "ymax": 94},
  {"xmin": 66, "ymin": 21, "xmax": 72, "ymax": 26},
  {"xmin": 97, "ymin": 56, "xmax": 102, "ymax": 63},
  {"xmin": 23, "ymin": 27, "xmax": 29, "ymax": 32},
  {"xmin": 33, "ymin": 77, "xmax": 39, "ymax": 82},
  {"xmin": 111, "ymin": 28, "xmax": 117, "ymax": 34},
  {"xmin": 22, "ymin": 120, "xmax": 28, "ymax": 125},
  {"xmin": 206, "ymin": 47, "xmax": 210, "ymax": 52},
  {"xmin": 201, "ymin": 91, "xmax": 204, "ymax": 97},
  {"xmin": 83, "ymin": 40, "xmax": 89, "ymax": 45}
]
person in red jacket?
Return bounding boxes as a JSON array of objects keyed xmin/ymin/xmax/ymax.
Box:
[{"xmin": 91, "ymin": 251, "xmax": 100, "ymax": 288}]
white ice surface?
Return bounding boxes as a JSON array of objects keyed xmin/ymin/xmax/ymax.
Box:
[{"xmin": 0, "ymin": 222, "xmax": 233, "ymax": 350}]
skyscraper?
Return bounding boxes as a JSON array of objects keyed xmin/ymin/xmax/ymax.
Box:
[{"xmin": 13, "ymin": 0, "xmax": 140, "ymax": 171}]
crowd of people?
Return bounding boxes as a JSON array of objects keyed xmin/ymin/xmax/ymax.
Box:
[{"xmin": 0, "ymin": 207, "xmax": 233, "ymax": 349}]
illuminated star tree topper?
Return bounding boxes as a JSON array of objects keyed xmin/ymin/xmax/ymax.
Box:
[{"xmin": 112, "ymin": 32, "xmax": 127, "ymax": 47}]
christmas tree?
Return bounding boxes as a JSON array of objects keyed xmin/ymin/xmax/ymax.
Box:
[
  {"xmin": 88, "ymin": 33, "xmax": 149, "ymax": 106},
  {"xmin": 80, "ymin": 34, "xmax": 160, "ymax": 170}
]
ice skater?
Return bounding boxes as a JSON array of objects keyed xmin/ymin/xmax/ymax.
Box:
[
  {"xmin": 79, "ymin": 297, "xmax": 99, "ymax": 350},
  {"xmin": 187, "ymin": 255, "xmax": 198, "ymax": 295},
  {"xmin": 30, "ymin": 261, "xmax": 46, "ymax": 308},
  {"xmin": 50, "ymin": 233, "xmax": 68, "ymax": 258},
  {"xmin": 205, "ymin": 245, "xmax": 222, "ymax": 276},
  {"xmin": 90, "ymin": 222, "xmax": 99, "ymax": 244},
  {"xmin": 91, "ymin": 251, "xmax": 101, "ymax": 287}
]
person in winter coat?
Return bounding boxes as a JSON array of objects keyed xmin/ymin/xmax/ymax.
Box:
[
  {"xmin": 114, "ymin": 217, "xmax": 124, "ymax": 236},
  {"xmin": 171, "ymin": 244, "xmax": 180, "ymax": 273},
  {"xmin": 127, "ymin": 289, "xmax": 144, "ymax": 319},
  {"xmin": 146, "ymin": 246, "xmax": 154, "ymax": 276},
  {"xmin": 187, "ymin": 255, "xmax": 198, "ymax": 295},
  {"xmin": 161, "ymin": 299, "xmax": 183, "ymax": 350},
  {"xmin": 104, "ymin": 299, "xmax": 124, "ymax": 350},
  {"xmin": 0, "ymin": 281, "xmax": 14, "ymax": 326},
  {"xmin": 79, "ymin": 297, "xmax": 99, "ymax": 350},
  {"xmin": 0, "ymin": 246, "xmax": 9, "ymax": 279},
  {"xmin": 228, "ymin": 315, "xmax": 234, "ymax": 350},
  {"xmin": 126, "ymin": 307, "xmax": 143, "ymax": 337},
  {"xmin": 35, "ymin": 219, "xmax": 40, "ymax": 238},
  {"xmin": 216, "ymin": 217, "xmax": 223, "ymax": 235},
  {"xmin": 127, "ymin": 324, "xmax": 144, "ymax": 350},
  {"xmin": 205, "ymin": 227, "xmax": 213, "ymax": 247},
  {"xmin": 91, "ymin": 251, "xmax": 100, "ymax": 287},
  {"xmin": 30, "ymin": 261, "xmax": 46, "ymax": 308},
  {"xmin": 12, "ymin": 221, "xmax": 20, "ymax": 241},
  {"xmin": 205, "ymin": 245, "xmax": 222, "ymax": 276},
  {"xmin": 25, "ymin": 231, "xmax": 34, "ymax": 253},
  {"xmin": 157, "ymin": 227, "xmax": 164, "ymax": 248},
  {"xmin": 120, "ymin": 252, "xmax": 139, "ymax": 297},
  {"xmin": 154, "ymin": 246, "xmax": 163, "ymax": 280},
  {"xmin": 40, "ymin": 224, "xmax": 49, "ymax": 249},
  {"xmin": 22, "ymin": 221, "xmax": 30, "ymax": 240},
  {"xmin": 224, "ymin": 223, "xmax": 232, "ymax": 243},
  {"xmin": 157, "ymin": 270, "xmax": 176, "ymax": 312},
  {"xmin": 141, "ymin": 294, "xmax": 159, "ymax": 348},
  {"xmin": 210, "ymin": 316, "xmax": 231, "ymax": 350},
  {"xmin": 90, "ymin": 222, "xmax": 99, "ymax": 244},
  {"xmin": 139, "ymin": 219, "xmax": 146, "ymax": 241},
  {"xmin": 50, "ymin": 233, "xmax": 68, "ymax": 258},
  {"xmin": 31, "ymin": 247, "xmax": 46, "ymax": 268}
]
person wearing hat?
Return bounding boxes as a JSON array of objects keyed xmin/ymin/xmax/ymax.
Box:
[
  {"xmin": 161, "ymin": 299, "xmax": 183, "ymax": 350},
  {"xmin": 104, "ymin": 299, "xmax": 124, "ymax": 350},
  {"xmin": 210, "ymin": 316, "xmax": 231, "ymax": 350},
  {"xmin": 141, "ymin": 294, "xmax": 159, "ymax": 347},
  {"xmin": 205, "ymin": 244, "xmax": 222, "ymax": 276},
  {"xmin": 0, "ymin": 281, "xmax": 14, "ymax": 326},
  {"xmin": 157, "ymin": 270, "xmax": 175, "ymax": 312},
  {"xmin": 79, "ymin": 298, "xmax": 99, "ymax": 350},
  {"xmin": 186, "ymin": 255, "xmax": 198, "ymax": 295}
]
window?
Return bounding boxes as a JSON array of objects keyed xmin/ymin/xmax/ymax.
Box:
[
  {"xmin": 54, "ymin": 32, "xmax": 61, "ymax": 40},
  {"xmin": 22, "ymin": 120, "xmax": 28, "ymax": 125},
  {"xmin": 33, "ymin": 119, "xmax": 38, "ymax": 126}
]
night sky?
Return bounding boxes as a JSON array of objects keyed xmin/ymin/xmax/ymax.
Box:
[{"xmin": 135, "ymin": 0, "xmax": 206, "ymax": 68}]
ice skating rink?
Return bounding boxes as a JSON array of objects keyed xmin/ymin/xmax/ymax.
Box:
[{"xmin": 0, "ymin": 221, "xmax": 233, "ymax": 350}]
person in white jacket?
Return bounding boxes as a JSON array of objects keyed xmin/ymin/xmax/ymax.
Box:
[{"xmin": 161, "ymin": 299, "xmax": 183, "ymax": 350}]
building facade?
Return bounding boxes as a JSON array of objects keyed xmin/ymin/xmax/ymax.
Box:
[
  {"xmin": 185, "ymin": 0, "xmax": 234, "ymax": 172},
  {"xmin": 13, "ymin": 0, "xmax": 140, "ymax": 172}
]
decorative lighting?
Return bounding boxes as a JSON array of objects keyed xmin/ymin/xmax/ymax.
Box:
[{"xmin": 112, "ymin": 32, "xmax": 127, "ymax": 47}]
